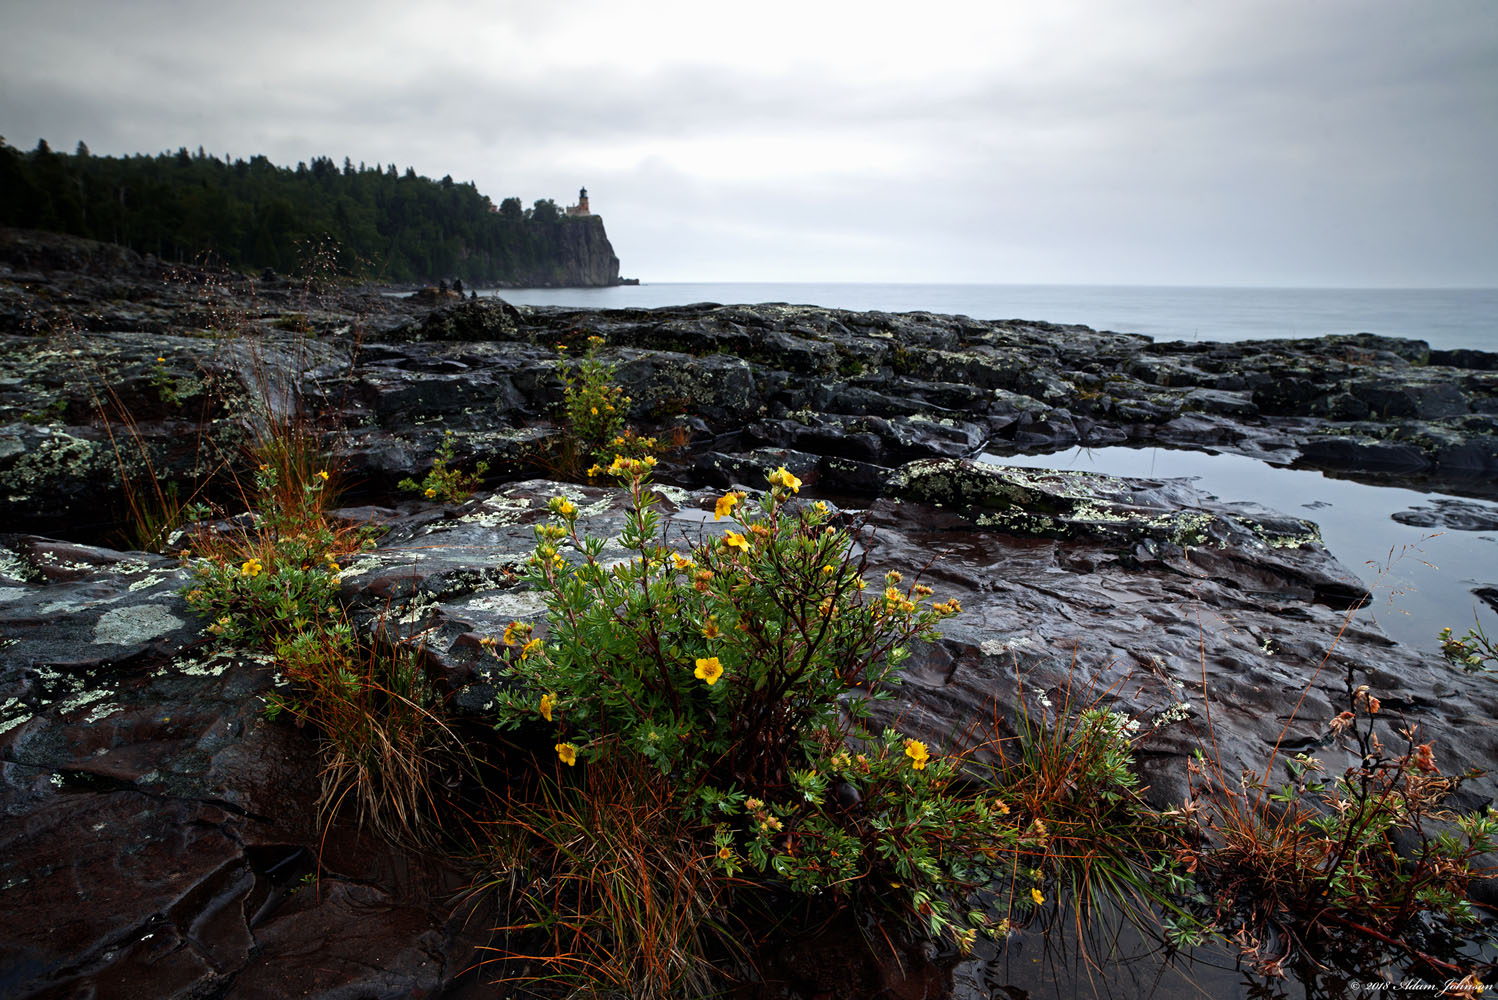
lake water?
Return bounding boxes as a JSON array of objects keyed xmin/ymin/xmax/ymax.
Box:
[
  {"xmin": 480, "ymin": 282, "xmax": 1498, "ymax": 352},
  {"xmin": 984, "ymin": 446, "xmax": 1498, "ymax": 657}
]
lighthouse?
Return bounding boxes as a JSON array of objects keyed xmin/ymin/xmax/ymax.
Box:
[{"xmin": 565, "ymin": 187, "xmax": 591, "ymax": 217}]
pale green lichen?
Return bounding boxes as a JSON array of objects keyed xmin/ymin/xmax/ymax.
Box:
[
  {"xmin": 127, "ymin": 572, "xmax": 173, "ymax": 593},
  {"xmin": 458, "ymin": 590, "xmax": 548, "ymax": 618},
  {"xmin": 979, "ymin": 636, "xmax": 1034, "ymax": 656},
  {"xmin": 93, "ymin": 604, "xmax": 183, "ymax": 645},
  {"xmin": 455, "ymin": 495, "xmax": 533, "ymax": 528}
]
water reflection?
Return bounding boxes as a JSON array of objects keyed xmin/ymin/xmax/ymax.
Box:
[{"xmin": 980, "ymin": 446, "xmax": 1498, "ymax": 655}]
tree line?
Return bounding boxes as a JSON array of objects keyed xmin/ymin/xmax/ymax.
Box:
[{"xmin": 0, "ymin": 136, "xmax": 592, "ymax": 283}]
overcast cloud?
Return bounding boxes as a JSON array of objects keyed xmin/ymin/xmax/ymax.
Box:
[{"xmin": 2, "ymin": 0, "xmax": 1495, "ymax": 286}]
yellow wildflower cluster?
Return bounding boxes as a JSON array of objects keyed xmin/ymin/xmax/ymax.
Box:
[
  {"xmin": 548, "ymin": 495, "xmax": 577, "ymax": 519},
  {"xmin": 713, "ymin": 491, "xmax": 744, "ymax": 520},
  {"xmin": 766, "ymin": 466, "xmax": 802, "ymax": 493},
  {"xmin": 604, "ymin": 454, "xmax": 657, "ymax": 478},
  {"xmin": 502, "ymin": 621, "xmax": 533, "ymax": 647},
  {"xmin": 883, "ymin": 587, "xmax": 916, "ymax": 615}
]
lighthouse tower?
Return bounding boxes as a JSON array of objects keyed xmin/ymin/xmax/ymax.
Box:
[{"xmin": 565, "ymin": 187, "xmax": 591, "ymax": 217}]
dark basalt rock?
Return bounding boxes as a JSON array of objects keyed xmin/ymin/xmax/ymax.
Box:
[
  {"xmin": 1391, "ymin": 497, "xmax": 1498, "ymax": 531},
  {"xmin": 3, "ymin": 471, "xmax": 1496, "ymax": 997},
  {"xmin": 0, "ymin": 538, "xmax": 493, "ymax": 999},
  {"xmin": 6, "ymin": 232, "xmax": 1498, "ymax": 539},
  {"xmin": 3, "ymin": 231, "xmax": 1498, "ymax": 996}
]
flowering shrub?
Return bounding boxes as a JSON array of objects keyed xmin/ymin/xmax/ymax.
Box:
[
  {"xmin": 489, "ymin": 459, "xmax": 1048, "ymax": 945},
  {"xmin": 558, "ymin": 334, "xmax": 630, "ymax": 467},
  {"xmin": 183, "ymin": 460, "xmax": 348, "ymax": 649},
  {"xmin": 399, "ymin": 429, "xmax": 489, "ymax": 503}
]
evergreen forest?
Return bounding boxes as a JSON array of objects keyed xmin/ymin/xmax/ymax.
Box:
[{"xmin": 0, "ymin": 137, "xmax": 599, "ymax": 283}]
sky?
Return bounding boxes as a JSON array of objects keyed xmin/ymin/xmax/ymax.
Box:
[{"xmin": 1, "ymin": 0, "xmax": 1495, "ymax": 287}]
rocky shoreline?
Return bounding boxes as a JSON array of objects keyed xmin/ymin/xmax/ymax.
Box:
[{"xmin": 2, "ymin": 229, "xmax": 1496, "ymax": 997}]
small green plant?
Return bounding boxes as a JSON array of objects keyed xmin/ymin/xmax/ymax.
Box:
[
  {"xmin": 399, "ymin": 429, "xmax": 490, "ymax": 502},
  {"xmin": 149, "ymin": 354, "xmax": 181, "ymax": 406},
  {"xmin": 971, "ymin": 673, "xmax": 1207, "ymax": 952},
  {"xmin": 182, "ymin": 430, "xmax": 351, "ymax": 650},
  {"xmin": 20, "ymin": 398, "xmax": 67, "ymax": 424},
  {"xmin": 1186, "ymin": 681, "xmax": 1497, "ymax": 977},
  {"xmin": 273, "ymin": 311, "xmax": 311, "ymax": 333},
  {"xmin": 1439, "ymin": 620, "xmax": 1497, "ymax": 673}
]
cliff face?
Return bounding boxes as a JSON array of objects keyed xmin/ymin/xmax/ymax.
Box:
[{"xmin": 508, "ymin": 216, "xmax": 621, "ymax": 287}]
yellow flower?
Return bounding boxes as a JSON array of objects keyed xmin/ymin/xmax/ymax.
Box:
[
  {"xmin": 590, "ymin": 406, "xmax": 599, "ymax": 415},
  {"xmin": 240, "ymin": 557, "xmax": 263, "ymax": 578},
  {"xmin": 539, "ymin": 692, "xmax": 556, "ymax": 722},
  {"xmin": 723, "ymin": 530, "xmax": 750, "ymax": 553},
  {"xmin": 424, "ymin": 488, "xmax": 437, "ymax": 499},
  {"xmin": 767, "ymin": 466, "xmax": 802, "ymax": 493},
  {"xmin": 317, "ymin": 470, "xmax": 329, "ymax": 481},
  {"xmin": 904, "ymin": 738, "xmax": 930, "ymax": 770},
  {"xmin": 701, "ymin": 617, "xmax": 721, "ymax": 639},
  {"xmin": 717, "ymin": 845, "xmax": 733, "ymax": 861},
  {"xmin": 1031, "ymin": 887, "xmax": 1045, "ymax": 906},
  {"xmin": 549, "ymin": 496, "xmax": 577, "ymax": 518},
  {"xmin": 694, "ymin": 656, "xmax": 724, "ymax": 685},
  {"xmin": 555, "ymin": 742, "xmax": 578, "ymax": 766},
  {"xmin": 502, "ymin": 621, "xmax": 527, "ymax": 646},
  {"xmin": 714, "ymin": 492, "xmax": 740, "ymax": 520},
  {"xmin": 672, "ymin": 552, "xmax": 695, "ymax": 571},
  {"xmin": 822, "ymin": 564, "xmax": 836, "ymax": 574},
  {"xmin": 155, "ymin": 355, "xmax": 165, "ymax": 363},
  {"xmin": 813, "ymin": 500, "xmax": 829, "ymax": 515},
  {"xmin": 520, "ymin": 637, "xmax": 543, "ymax": 660}
]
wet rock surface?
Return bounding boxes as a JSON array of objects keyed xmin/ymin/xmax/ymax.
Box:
[
  {"xmin": 5, "ymin": 463, "xmax": 1496, "ymax": 997},
  {"xmin": 6, "ymin": 228, "xmax": 1498, "ymax": 540},
  {"xmin": 3, "ymin": 230, "xmax": 1497, "ymax": 997},
  {"xmin": 0, "ymin": 537, "xmax": 494, "ymax": 999}
]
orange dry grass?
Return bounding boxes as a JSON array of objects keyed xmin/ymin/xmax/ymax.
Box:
[{"xmin": 475, "ymin": 744, "xmax": 744, "ymax": 998}]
